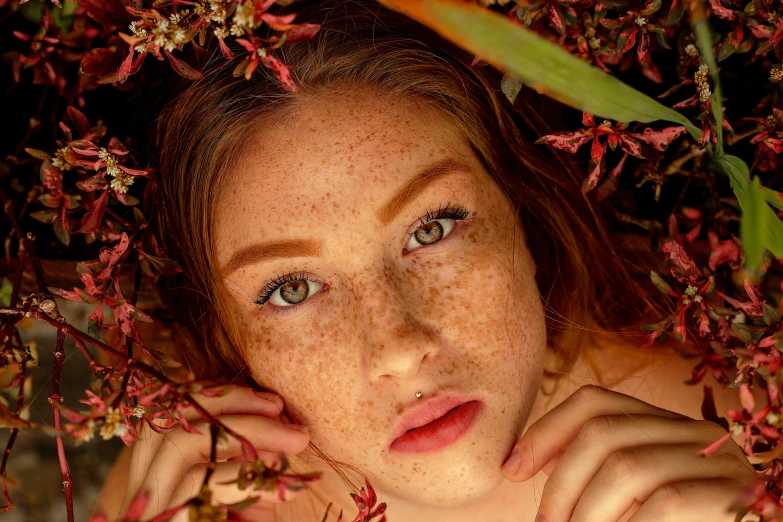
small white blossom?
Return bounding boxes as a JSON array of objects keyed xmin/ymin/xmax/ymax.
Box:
[
  {"xmin": 100, "ymin": 407, "xmax": 128, "ymax": 441},
  {"xmin": 99, "ymin": 148, "xmax": 122, "ymax": 177},
  {"xmin": 634, "ymin": 15, "xmax": 646, "ymax": 26},
  {"xmin": 110, "ymin": 172, "xmax": 134, "ymax": 194},
  {"xmin": 82, "ymin": 419, "xmax": 96, "ymax": 442},
  {"xmin": 684, "ymin": 43, "xmax": 698, "ymax": 57},
  {"xmin": 51, "ymin": 146, "xmax": 73, "ymax": 170}
]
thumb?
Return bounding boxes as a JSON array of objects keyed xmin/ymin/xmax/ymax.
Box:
[{"xmin": 501, "ymin": 444, "xmax": 564, "ymax": 481}]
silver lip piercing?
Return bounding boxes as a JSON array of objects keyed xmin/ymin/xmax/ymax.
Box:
[{"xmin": 415, "ymin": 391, "xmax": 422, "ymax": 399}]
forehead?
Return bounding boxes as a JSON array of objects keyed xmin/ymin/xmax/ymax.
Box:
[{"xmin": 214, "ymin": 91, "xmax": 480, "ymax": 266}]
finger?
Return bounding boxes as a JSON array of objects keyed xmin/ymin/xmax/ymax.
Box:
[
  {"xmin": 565, "ymin": 443, "xmax": 752, "ymax": 522},
  {"xmin": 127, "ymin": 389, "xmax": 284, "ymax": 495},
  {"xmin": 536, "ymin": 415, "xmax": 751, "ymax": 520},
  {"xmin": 502, "ymin": 385, "xmax": 690, "ymax": 481},
  {"xmin": 627, "ymin": 478, "xmax": 752, "ymax": 522},
  {"xmin": 164, "ymin": 459, "xmax": 302, "ymax": 521},
  {"xmin": 137, "ymin": 416, "xmax": 309, "ymax": 520},
  {"xmin": 179, "ymin": 386, "xmax": 284, "ymax": 424}
]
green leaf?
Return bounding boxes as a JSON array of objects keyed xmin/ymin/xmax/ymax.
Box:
[
  {"xmin": 692, "ymin": 17, "xmax": 723, "ymax": 153},
  {"xmin": 762, "ymin": 187, "xmax": 783, "ymax": 211},
  {"xmin": 650, "ymin": 270, "xmax": 677, "ymax": 297},
  {"xmin": 501, "ymin": 73, "xmax": 523, "ymax": 104},
  {"xmin": 739, "ymin": 176, "xmax": 764, "ymax": 269},
  {"xmin": 764, "ymin": 303, "xmax": 780, "ymax": 326},
  {"xmin": 377, "ymin": 0, "xmax": 700, "ymax": 139},
  {"xmin": 738, "ymin": 176, "xmax": 783, "ymax": 270},
  {"xmin": 714, "ymin": 153, "xmax": 748, "ymax": 197},
  {"xmin": 0, "ymin": 279, "xmax": 12, "ymax": 307}
]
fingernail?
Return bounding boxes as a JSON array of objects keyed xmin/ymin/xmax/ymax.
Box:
[
  {"xmin": 254, "ymin": 391, "xmax": 280, "ymax": 402},
  {"xmin": 535, "ymin": 513, "xmax": 549, "ymax": 522},
  {"xmin": 286, "ymin": 424, "xmax": 309, "ymax": 434},
  {"xmin": 502, "ymin": 446, "xmax": 523, "ymax": 475}
]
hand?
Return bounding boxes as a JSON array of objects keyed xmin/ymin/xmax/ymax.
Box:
[
  {"xmin": 121, "ymin": 385, "xmax": 311, "ymax": 522},
  {"xmin": 500, "ymin": 385, "xmax": 757, "ymax": 522}
]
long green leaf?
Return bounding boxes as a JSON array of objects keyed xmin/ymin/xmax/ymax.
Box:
[
  {"xmin": 737, "ymin": 175, "xmax": 783, "ymax": 270},
  {"xmin": 377, "ymin": 0, "xmax": 701, "ymax": 139},
  {"xmin": 740, "ymin": 176, "xmax": 764, "ymax": 269}
]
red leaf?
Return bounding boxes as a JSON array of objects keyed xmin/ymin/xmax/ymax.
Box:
[
  {"xmin": 582, "ymin": 156, "xmax": 605, "ymax": 193},
  {"xmin": 697, "ymin": 430, "xmax": 732, "ymax": 457},
  {"xmin": 67, "ymin": 107, "xmax": 92, "ymax": 138},
  {"xmin": 708, "ymin": 239, "xmax": 741, "ymax": 271},
  {"xmin": 80, "ymin": 0, "xmax": 134, "ymax": 27},
  {"xmin": 164, "ymin": 50, "xmax": 203, "ymax": 80},
  {"xmin": 282, "ymin": 23, "xmax": 321, "ymax": 44},
  {"xmin": 122, "ymin": 491, "xmax": 149, "ymax": 520},
  {"xmin": 69, "ymin": 140, "xmax": 100, "ymax": 155},
  {"xmin": 627, "ymin": 126, "xmax": 687, "ymax": 151},
  {"xmin": 78, "ymin": 190, "xmax": 110, "ymax": 234},
  {"xmin": 218, "ymin": 37, "xmax": 234, "ymax": 60},
  {"xmin": 534, "ymin": 131, "xmax": 592, "ymax": 153},
  {"xmin": 582, "ymin": 112, "xmax": 595, "ymax": 127},
  {"xmin": 548, "ymin": 4, "xmax": 565, "ymax": 36},
  {"xmin": 739, "ymin": 384, "xmax": 755, "ymax": 413},
  {"xmin": 260, "ymin": 12, "xmax": 297, "ymax": 30},
  {"xmin": 118, "ymin": 49, "xmax": 134, "ymax": 84},
  {"xmin": 260, "ymin": 53, "xmax": 297, "ymax": 92},
  {"xmin": 708, "ymin": 0, "xmax": 735, "ymax": 19},
  {"xmin": 81, "ymin": 47, "xmax": 125, "ymax": 77},
  {"xmin": 617, "ymin": 27, "xmax": 638, "ymax": 55},
  {"xmin": 590, "ymin": 135, "xmax": 604, "ymax": 161},
  {"xmin": 53, "ymin": 205, "xmax": 72, "ymax": 246},
  {"xmin": 108, "ymin": 137, "xmax": 128, "ymax": 155}
]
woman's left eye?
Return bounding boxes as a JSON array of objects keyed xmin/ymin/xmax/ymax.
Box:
[{"xmin": 253, "ymin": 202, "xmax": 473, "ymax": 315}]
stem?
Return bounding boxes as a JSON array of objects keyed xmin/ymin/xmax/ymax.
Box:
[
  {"xmin": 0, "ymin": 360, "xmax": 27, "ymax": 511},
  {"xmin": 50, "ymin": 327, "xmax": 74, "ymax": 522},
  {"xmin": 203, "ymin": 424, "xmax": 219, "ymax": 488}
]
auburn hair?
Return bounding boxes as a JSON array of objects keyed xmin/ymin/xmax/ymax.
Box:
[{"xmin": 149, "ymin": 0, "xmax": 675, "ymax": 501}]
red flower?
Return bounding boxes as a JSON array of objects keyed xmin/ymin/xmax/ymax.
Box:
[
  {"xmin": 536, "ymin": 112, "xmax": 687, "ymax": 192},
  {"xmin": 337, "ymin": 477, "xmax": 387, "ymax": 522}
]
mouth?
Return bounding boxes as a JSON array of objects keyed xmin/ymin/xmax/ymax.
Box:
[{"xmin": 389, "ymin": 400, "xmax": 484, "ymax": 454}]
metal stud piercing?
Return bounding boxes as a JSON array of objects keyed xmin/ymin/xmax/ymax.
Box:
[{"xmin": 415, "ymin": 391, "xmax": 422, "ymax": 399}]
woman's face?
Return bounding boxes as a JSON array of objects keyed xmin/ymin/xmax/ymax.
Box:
[{"xmin": 214, "ymin": 89, "xmax": 549, "ymax": 507}]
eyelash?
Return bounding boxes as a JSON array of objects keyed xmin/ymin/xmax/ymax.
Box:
[{"xmin": 253, "ymin": 202, "xmax": 474, "ymax": 315}]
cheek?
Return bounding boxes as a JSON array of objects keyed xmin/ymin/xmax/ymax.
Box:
[{"xmin": 240, "ymin": 309, "xmax": 364, "ymax": 439}]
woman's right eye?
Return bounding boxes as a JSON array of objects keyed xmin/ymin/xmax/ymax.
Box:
[
  {"xmin": 253, "ymin": 202, "xmax": 473, "ymax": 314},
  {"xmin": 253, "ymin": 273, "xmax": 326, "ymax": 315}
]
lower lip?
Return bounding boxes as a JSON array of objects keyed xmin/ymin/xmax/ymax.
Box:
[{"xmin": 389, "ymin": 400, "xmax": 484, "ymax": 454}]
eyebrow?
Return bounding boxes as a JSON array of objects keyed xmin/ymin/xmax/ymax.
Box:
[{"xmin": 220, "ymin": 157, "xmax": 472, "ymax": 278}]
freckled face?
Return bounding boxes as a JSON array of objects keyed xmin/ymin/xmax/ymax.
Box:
[{"xmin": 214, "ymin": 90, "xmax": 548, "ymax": 507}]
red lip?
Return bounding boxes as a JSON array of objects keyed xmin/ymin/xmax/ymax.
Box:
[{"xmin": 388, "ymin": 394, "xmax": 484, "ymax": 454}]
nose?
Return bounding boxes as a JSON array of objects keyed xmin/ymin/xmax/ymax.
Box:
[{"xmin": 353, "ymin": 264, "xmax": 439, "ymax": 382}]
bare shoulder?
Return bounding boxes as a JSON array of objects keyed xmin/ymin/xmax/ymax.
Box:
[{"xmin": 599, "ymin": 343, "xmax": 759, "ymax": 422}]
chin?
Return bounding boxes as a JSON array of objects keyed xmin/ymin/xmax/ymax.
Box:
[{"xmin": 379, "ymin": 445, "xmax": 508, "ymax": 508}]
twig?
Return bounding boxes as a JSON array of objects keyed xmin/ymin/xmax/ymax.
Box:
[{"xmin": 50, "ymin": 326, "xmax": 74, "ymax": 522}]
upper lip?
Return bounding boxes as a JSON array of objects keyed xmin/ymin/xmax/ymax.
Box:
[{"xmin": 388, "ymin": 393, "xmax": 477, "ymax": 446}]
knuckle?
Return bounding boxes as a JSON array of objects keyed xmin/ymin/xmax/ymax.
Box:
[
  {"xmin": 696, "ymin": 419, "xmax": 731, "ymax": 438},
  {"xmin": 649, "ymin": 482, "xmax": 689, "ymax": 515},
  {"xmin": 602, "ymin": 448, "xmax": 640, "ymax": 485},
  {"xmin": 577, "ymin": 415, "xmax": 614, "ymax": 443},
  {"xmin": 574, "ymin": 385, "xmax": 603, "ymax": 404}
]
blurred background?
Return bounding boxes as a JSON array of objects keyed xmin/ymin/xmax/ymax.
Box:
[{"xmin": 1, "ymin": 292, "xmax": 138, "ymax": 521}]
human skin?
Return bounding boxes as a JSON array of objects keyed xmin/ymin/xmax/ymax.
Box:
[
  {"xmin": 214, "ymin": 87, "xmax": 551, "ymax": 515},
  {"xmin": 211, "ymin": 87, "xmax": 756, "ymax": 522}
]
